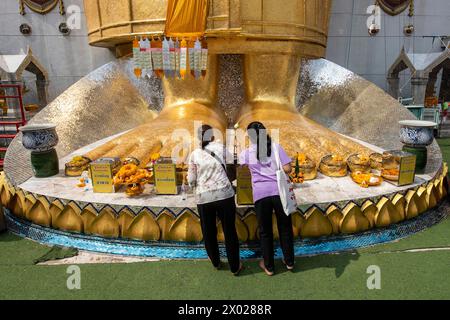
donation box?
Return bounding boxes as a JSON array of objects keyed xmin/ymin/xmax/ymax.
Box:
[
  {"xmin": 154, "ymin": 163, "xmax": 178, "ymax": 195},
  {"xmin": 237, "ymin": 166, "xmax": 254, "ymax": 205},
  {"xmin": 90, "ymin": 159, "xmax": 117, "ymax": 193},
  {"xmin": 384, "ymin": 150, "xmax": 417, "ymax": 187}
]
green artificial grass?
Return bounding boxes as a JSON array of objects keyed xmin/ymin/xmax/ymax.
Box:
[
  {"xmin": 359, "ymin": 216, "xmax": 450, "ymax": 254},
  {"xmin": 1, "ymin": 245, "xmax": 450, "ymax": 300},
  {"xmin": 0, "ymin": 138, "xmax": 449, "ymax": 299},
  {"xmin": 437, "ymin": 138, "xmax": 450, "ymax": 172},
  {"xmin": 1, "ymin": 218, "xmax": 450, "ymax": 300}
]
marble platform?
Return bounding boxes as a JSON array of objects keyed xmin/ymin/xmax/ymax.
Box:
[{"xmin": 18, "ymin": 131, "xmax": 437, "ymax": 211}]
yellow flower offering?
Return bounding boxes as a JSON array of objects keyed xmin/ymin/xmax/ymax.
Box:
[
  {"xmin": 150, "ymin": 153, "xmax": 161, "ymax": 162},
  {"xmin": 297, "ymin": 153, "xmax": 307, "ymax": 164}
]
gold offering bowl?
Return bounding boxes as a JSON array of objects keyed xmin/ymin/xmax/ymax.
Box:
[
  {"xmin": 382, "ymin": 152, "xmax": 399, "ymax": 170},
  {"xmin": 292, "ymin": 157, "xmax": 317, "ymax": 181},
  {"xmin": 320, "ymin": 155, "xmax": 348, "ymax": 177},
  {"xmin": 65, "ymin": 156, "xmax": 92, "ymax": 177},
  {"xmin": 347, "ymin": 154, "xmax": 371, "ymax": 174},
  {"xmin": 370, "ymin": 153, "xmax": 383, "ymax": 171}
]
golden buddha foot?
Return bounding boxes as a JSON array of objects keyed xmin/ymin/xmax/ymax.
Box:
[
  {"xmin": 83, "ymin": 55, "xmax": 227, "ymax": 166},
  {"xmin": 234, "ymin": 54, "xmax": 372, "ymax": 163},
  {"xmin": 81, "ymin": 54, "xmax": 371, "ymax": 168}
]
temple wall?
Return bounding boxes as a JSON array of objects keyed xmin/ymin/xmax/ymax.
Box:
[
  {"xmin": 0, "ymin": 0, "xmax": 114, "ymax": 105},
  {"xmin": 327, "ymin": 0, "xmax": 450, "ymax": 98},
  {"xmin": 0, "ymin": 0, "xmax": 449, "ymax": 104}
]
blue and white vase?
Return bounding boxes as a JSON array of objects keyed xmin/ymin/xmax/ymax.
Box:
[
  {"xmin": 19, "ymin": 124, "xmax": 60, "ymax": 178},
  {"xmin": 399, "ymin": 120, "xmax": 436, "ymax": 147},
  {"xmin": 19, "ymin": 124, "xmax": 59, "ymax": 153}
]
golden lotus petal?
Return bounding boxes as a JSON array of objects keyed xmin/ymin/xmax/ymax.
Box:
[
  {"xmin": 361, "ymin": 200, "xmax": 377, "ymax": 228},
  {"xmin": 291, "ymin": 211, "xmax": 305, "ymax": 238},
  {"xmin": 118, "ymin": 208, "xmax": 136, "ymax": 238},
  {"xmin": 439, "ymin": 176, "xmax": 448, "ymax": 199},
  {"xmin": 434, "ymin": 178, "xmax": 443, "ymax": 201},
  {"xmin": 80, "ymin": 205, "xmax": 98, "ymax": 235},
  {"xmin": 405, "ymin": 190, "xmax": 421, "ymax": 219},
  {"xmin": 169, "ymin": 210, "xmax": 201, "ymax": 242},
  {"xmin": 341, "ymin": 202, "xmax": 370, "ymax": 234},
  {"xmin": 301, "ymin": 207, "xmax": 333, "ymax": 238},
  {"xmin": 49, "ymin": 199, "xmax": 65, "ymax": 222},
  {"xmin": 392, "ymin": 194, "xmax": 406, "ymax": 221},
  {"xmin": 156, "ymin": 210, "xmax": 175, "ymax": 241},
  {"xmin": 326, "ymin": 205, "xmax": 343, "ymax": 234},
  {"xmin": 26, "ymin": 196, "xmax": 51, "ymax": 227},
  {"xmin": 416, "ymin": 187, "xmax": 429, "ymax": 214},
  {"xmin": 53, "ymin": 202, "xmax": 83, "ymax": 233},
  {"xmin": 0, "ymin": 179, "xmax": 11, "ymax": 208},
  {"xmin": 243, "ymin": 213, "xmax": 259, "ymax": 241},
  {"xmin": 23, "ymin": 193, "xmax": 37, "ymax": 218},
  {"xmin": 426, "ymin": 183, "xmax": 438, "ymax": 209},
  {"xmin": 125, "ymin": 209, "xmax": 161, "ymax": 241},
  {"xmin": 8, "ymin": 190, "xmax": 25, "ymax": 219},
  {"xmin": 375, "ymin": 197, "xmax": 403, "ymax": 227},
  {"xmin": 90, "ymin": 207, "xmax": 120, "ymax": 238},
  {"xmin": 217, "ymin": 215, "xmax": 249, "ymax": 242}
]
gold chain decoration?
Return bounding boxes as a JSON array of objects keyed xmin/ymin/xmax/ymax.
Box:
[
  {"xmin": 408, "ymin": 0, "xmax": 414, "ymax": 17},
  {"xmin": 59, "ymin": 0, "xmax": 65, "ymax": 15},
  {"xmin": 19, "ymin": 0, "xmax": 65, "ymax": 15},
  {"xmin": 19, "ymin": 0, "xmax": 25, "ymax": 15}
]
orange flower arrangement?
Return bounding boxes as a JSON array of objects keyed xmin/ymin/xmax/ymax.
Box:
[
  {"xmin": 291, "ymin": 173, "xmax": 305, "ymax": 184},
  {"xmin": 297, "ymin": 153, "xmax": 308, "ymax": 164},
  {"xmin": 114, "ymin": 164, "xmax": 153, "ymax": 196},
  {"xmin": 351, "ymin": 171, "xmax": 383, "ymax": 188}
]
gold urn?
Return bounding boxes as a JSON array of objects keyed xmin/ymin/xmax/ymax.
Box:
[{"xmin": 84, "ymin": 0, "xmax": 331, "ymax": 58}]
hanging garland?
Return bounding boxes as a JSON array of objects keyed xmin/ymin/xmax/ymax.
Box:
[
  {"xmin": 133, "ymin": 0, "xmax": 209, "ymax": 80},
  {"xmin": 132, "ymin": 36, "xmax": 208, "ymax": 80}
]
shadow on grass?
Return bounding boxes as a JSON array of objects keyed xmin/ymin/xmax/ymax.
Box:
[
  {"xmin": 295, "ymin": 251, "xmax": 361, "ymax": 278},
  {"xmin": 215, "ymin": 251, "xmax": 360, "ymax": 278},
  {"xmin": 0, "ymin": 231, "xmax": 23, "ymax": 243}
]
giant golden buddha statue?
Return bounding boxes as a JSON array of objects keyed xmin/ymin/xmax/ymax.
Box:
[{"xmin": 82, "ymin": 0, "xmax": 371, "ymax": 167}]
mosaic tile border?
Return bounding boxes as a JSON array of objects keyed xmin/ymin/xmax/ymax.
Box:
[{"xmin": 4, "ymin": 199, "xmax": 449, "ymax": 259}]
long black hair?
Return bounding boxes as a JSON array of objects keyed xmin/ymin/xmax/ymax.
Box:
[
  {"xmin": 247, "ymin": 122, "xmax": 272, "ymax": 162},
  {"xmin": 199, "ymin": 124, "xmax": 214, "ymax": 150}
]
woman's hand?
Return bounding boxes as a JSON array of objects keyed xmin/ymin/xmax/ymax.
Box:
[{"xmin": 283, "ymin": 163, "xmax": 292, "ymax": 174}]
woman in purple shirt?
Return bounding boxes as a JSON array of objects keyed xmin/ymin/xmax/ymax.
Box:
[{"xmin": 239, "ymin": 122, "xmax": 295, "ymax": 276}]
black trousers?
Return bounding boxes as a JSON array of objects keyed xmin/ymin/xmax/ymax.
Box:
[
  {"xmin": 197, "ymin": 196, "xmax": 240, "ymax": 273},
  {"xmin": 255, "ymin": 195, "xmax": 295, "ymax": 272}
]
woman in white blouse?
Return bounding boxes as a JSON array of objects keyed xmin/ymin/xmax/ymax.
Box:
[{"xmin": 188, "ymin": 125, "xmax": 243, "ymax": 276}]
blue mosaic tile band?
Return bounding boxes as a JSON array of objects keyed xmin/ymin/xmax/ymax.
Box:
[{"xmin": 4, "ymin": 200, "xmax": 449, "ymax": 260}]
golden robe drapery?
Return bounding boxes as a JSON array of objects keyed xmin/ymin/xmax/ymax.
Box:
[{"xmin": 165, "ymin": 0, "xmax": 209, "ymax": 38}]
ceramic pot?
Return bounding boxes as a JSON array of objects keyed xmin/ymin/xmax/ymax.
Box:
[
  {"xmin": 399, "ymin": 120, "xmax": 436, "ymax": 147},
  {"xmin": 30, "ymin": 149, "xmax": 60, "ymax": 178},
  {"xmin": 19, "ymin": 124, "xmax": 59, "ymax": 153}
]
